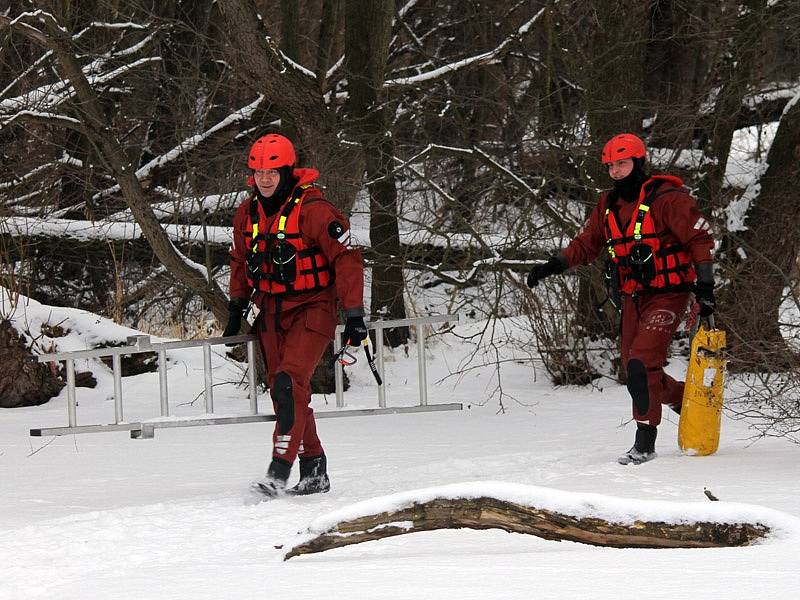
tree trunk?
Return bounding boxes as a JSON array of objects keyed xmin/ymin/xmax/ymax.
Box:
[
  {"xmin": 720, "ymin": 91, "xmax": 800, "ymax": 371},
  {"xmin": 644, "ymin": 1, "xmax": 716, "ymax": 149},
  {"xmin": 315, "ymin": 0, "xmax": 343, "ymax": 83},
  {"xmin": 284, "ymin": 495, "xmax": 769, "ymax": 559},
  {"xmin": 280, "ymin": 0, "xmax": 299, "ymax": 61},
  {"xmin": 573, "ymin": 0, "xmax": 650, "ymax": 340},
  {"xmin": 696, "ymin": 0, "xmax": 769, "ymax": 212},
  {"xmin": 0, "ymin": 320, "xmax": 64, "ymax": 408},
  {"xmin": 344, "ymin": 0, "xmax": 408, "ymax": 345},
  {"xmin": 216, "ymin": 0, "xmax": 363, "ymax": 214}
]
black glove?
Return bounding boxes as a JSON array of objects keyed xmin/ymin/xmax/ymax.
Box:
[
  {"xmin": 527, "ymin": 256, "xmax": 567, "ymax": 288},
  {"xmin": 694, "ymin": 281, "xmax": 715, "ymax": 318},
  {"xmin": 694, "ymin": 262, "xmax": 715, "ymax": 318},
  {"xmin": 222, "ymin": 297, "xmax": 248, "ymax": 338},
  {"xmin": 342, "ymin": 316, "xmax": 368, "ymax": 347}
]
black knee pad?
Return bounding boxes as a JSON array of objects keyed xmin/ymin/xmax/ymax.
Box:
[
  {"xmin": 271, "ymin": 371, "xmax": 294, "ymax": 435},
  {"xmin": 626, "ymin": 358, "xmax": 650, "ymax": 417}
]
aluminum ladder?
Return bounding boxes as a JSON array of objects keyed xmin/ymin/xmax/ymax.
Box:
[{"xmin": 29, "ymin": 314, "xmax": 462, "ymax": 439}]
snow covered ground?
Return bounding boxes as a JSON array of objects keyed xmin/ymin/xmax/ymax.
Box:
[{"xmin": 2, "ymin": 294, "xmax": 800, "ymax": 599}]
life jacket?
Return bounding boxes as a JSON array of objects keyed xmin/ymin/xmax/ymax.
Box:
[
  {"xmin": 244, "ymin": 184, "xmax": 333, "ymax": 294},
  {"xmin": 604, "ymin": 179, "xmax": 696, "ymax": 295}
]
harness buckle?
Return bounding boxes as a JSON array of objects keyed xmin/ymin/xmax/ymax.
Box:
[{"xmin": 627, "ymin": 243, "xmax": 656, "ymax": 285}]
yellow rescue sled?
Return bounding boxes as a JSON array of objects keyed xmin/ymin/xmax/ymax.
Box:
[{"xmin": 678, "ymin": 318, "xmax": 727, "ymax": 456}]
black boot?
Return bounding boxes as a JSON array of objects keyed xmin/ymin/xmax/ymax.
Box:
[
  {"xmin": 617, "ymin": 424, "xmax": 657, "ymax": 465},
  {"xmin": 253, "ymin": 458, "xmax": 292, "ymax": 497},
  {"xmin": 289, "ymin": 454, "xmax": 330, "ymax": 495}
]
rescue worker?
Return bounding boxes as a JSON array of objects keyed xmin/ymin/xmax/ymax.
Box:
[
  {"xmin": 526, "ymin": 133, "xmax": 716, "ymax": 465},
  {"xmin": 224, "ymin": 133, "xmax": 367, "ymax": 495}
]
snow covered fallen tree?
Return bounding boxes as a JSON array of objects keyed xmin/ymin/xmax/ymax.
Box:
[{"xmin": 284, "ymin": 482, "xmax": 800, "ymax": 559}]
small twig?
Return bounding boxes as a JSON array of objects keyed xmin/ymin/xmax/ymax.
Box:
[{"xmin": 176, "ymin": 381, "xmax": 237, "ymax": 408}]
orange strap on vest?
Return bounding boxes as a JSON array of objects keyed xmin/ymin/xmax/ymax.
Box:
[
  {"xmin": 245, "ymin": 185, "xmax": 333, "ymax": 294},
  {"xmin": 604, "ymin": 186, "xmax": 695, "ymax": 295}
]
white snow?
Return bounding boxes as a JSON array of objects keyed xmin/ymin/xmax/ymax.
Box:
[
  {"xmin": 649, "ymin": 147, "xmax": 715, "ymax": 171},
  {"xmin": 742, "ymin": 82, "xmax": 800, "ymax": 110},
  {"xmin": 724, "ymin": 121, "xmax": 779, "ymax": 191},
  {"xmin": 0, "ymin": 109, "xmax": 81, "ymax": 129},
  {"xmin": 2, "ymin": 288, "xmax": 800, "ymax": 598},
  {"xmin": 1, "ymin": 215, "xmax": 233, "ymax": 246},
  {"xmin": 723, "ymin": 86, "xmax": 800, "ymax": 231},
  {"xmin": 305, "ymin": 480, "xmax": 800, "ymax": 537}
]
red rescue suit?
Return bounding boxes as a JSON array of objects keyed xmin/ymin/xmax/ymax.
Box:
[
  {"xmin": 230, "ymin": 168, "xmax": 364, "ymax": 463},
  {"xmin": 562, "ymin": 175, "xmax": 714, "ymax": 426}
]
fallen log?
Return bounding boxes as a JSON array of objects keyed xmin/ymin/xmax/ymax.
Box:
[{"xmin": 284, "ymin": 484, "xmax": 777, "ymax": 560}]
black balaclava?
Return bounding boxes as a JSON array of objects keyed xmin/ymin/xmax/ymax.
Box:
[
  {"xmin": 611, "ymin": 157, "xmax": 648, "ymax": 202},
  {"xmin": 254, "ymin": 165, "xmax": 297, "ymax": 216}
]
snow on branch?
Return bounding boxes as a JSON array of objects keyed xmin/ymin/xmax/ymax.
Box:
[
  {"xmin": 325, "ymin": 55, "xmax": 344, "ymax": 81},
  {"xmin": 0, "ymin": 40, "xmax": 158, "ymax": 117},
  {"xmin": 284, "ymin": 482, "xmax": 795, "ymax": 560},
  {"xmin": 2, "ymin": 215, "xmax": 233, "ymax": 247},
  {"xmin": 92, "ymin": 95, "xmax": 265, "ymax": 201},
  {"xmin": 0, "ymin": 79, "xmax": 71, "ymax": 114},
  {"xmin": 88, "ymin": 21, "xmax": 148, "ymax": 31},
  {"xmin": 9, "ymin": 10, "xmax": 66, "ymax": 33},
  {"xmin": 742, "ymin": 80, "xmax": 800, "ymax": 110},
  {"xmin": 391, "ymin": 0, "xmax": 424, "ymax": 52},
  {"xmin": 280, "ymin": 52, "xmax": 316, "ymax": 79},
  {"xmin": 0, "ymin": 49, "xmax": 53, "ymax": 104},
  {"xmin": 251, "ymin": 12, "xmax": 315, "ymax": 81},
  {"xmin": 0, "ymin": 109, "xmax": 82, "ymax": 132},
  {"xmin": 117, "ymin": 28, "xmax": 156, "ymax": 55},
  {"xmin": 73, "ymin": 21, "xmax": 150, "ymax": 45},
  {"xmin": 1, "ymin": 9, "xmax": 158, "ymax": 106},
  {"xmin": 0, "ymin": 155, "xmax": 82, "ymax": 192},
  {"xmin": 105, "ymin": 190, "xmax": 247, "ymax": 222},
  {"xmin": 384, "ymin": 6, "xmax": 548, "ymax": 87},
  {"xmin": 86, "ymin": 56, "xmax": 161, "ymax": 87},
  {"xmin": 398, "ymin": 0, "xmax": 420, "ymax": 19},
  {"xmin": 66, "ymin": 25, "xmax": 160, "ymax": 89},
  {"xmin": 97, "ymin": 31, "xmax": 158, "ymax": 63}
]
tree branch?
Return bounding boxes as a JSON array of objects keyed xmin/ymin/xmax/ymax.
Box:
[
  {"xmin": 285, "ymin": 492, "xmax": 771, "ymax": 559},
  {"xmin": 0, "ymin": 9, "xmax": 228, "ymax": 322},
  {"xmin": 384, "ymin": 6, "xmax": 549, "ymax": 87}
]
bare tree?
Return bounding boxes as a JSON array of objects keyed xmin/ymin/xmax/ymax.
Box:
[
  {"xmin": 720, "ymin": 90, "xmax": 800, "ymax": 370},
  {"xmin": 2, "ymin": 0, "xmax": 800, "ymax": 426},
  {"xmin": 0, "ymin": 10, "xmax": 229, "ymax": 321},
  {"xmin": 217, "ymin": 0, "xmax": 363, "ymax": 213}
]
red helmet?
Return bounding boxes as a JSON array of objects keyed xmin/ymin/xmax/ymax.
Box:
[
  {"xmin": 601, "ymin": 133, "xmax": 646, "ymax": 164},
  {"xmin": 248, "ymin": 134, "xmax": 296, "ymax": 170}
]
